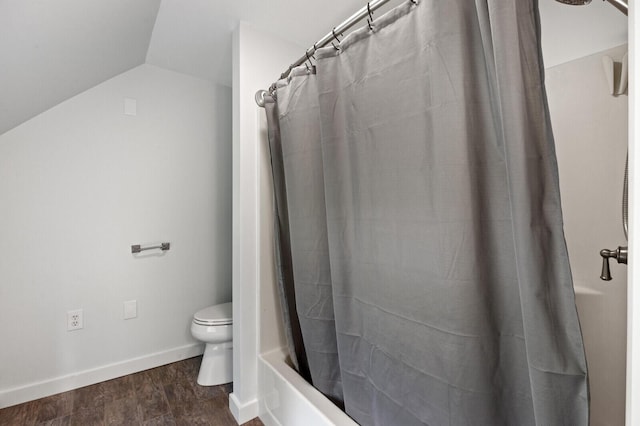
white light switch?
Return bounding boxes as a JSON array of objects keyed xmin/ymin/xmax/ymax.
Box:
[
  {"xmin": 124, "ymin": 300, "xmax": 137, "ymax": 320},
  {"xmin": 124, "ymin": 98, "xmax": 137, "ymax": 116}
]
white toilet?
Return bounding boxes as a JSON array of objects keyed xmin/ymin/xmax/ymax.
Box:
[{"xmin": 190, "ymin": 302, "xmax": 233, "ymax": 386}]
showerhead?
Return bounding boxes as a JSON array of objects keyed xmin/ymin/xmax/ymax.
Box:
[{"xmin": 555, "ymin": 0, "xmax": 592, "ymax": 5}]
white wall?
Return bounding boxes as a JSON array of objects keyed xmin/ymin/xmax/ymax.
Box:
[
  {"xmin": 546, "ymin": 44, "xmax": 628, "ymax": 426},
  {"xmin": 0, "ymin": 64, "xmax": 232, "ymax": 408},
  {"xmin": 230, "ymin": 22, "xmax": 302, "ymax": 424}
]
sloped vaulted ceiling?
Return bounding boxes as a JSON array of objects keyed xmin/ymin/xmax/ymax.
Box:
[
  {"xmin": 0, "ymin": 0, "xmax": 373, "ymax": 135},
  {"xmin": 0, "ymin": 0, "xmax": 161, "ymax": 136},
  {"xmin": 0, "ymin": 0, "xmax": 628, "ymax": 136}
]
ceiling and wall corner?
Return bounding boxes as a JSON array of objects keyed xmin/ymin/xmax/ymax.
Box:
[
  {"xmin": 0, "ymin": 0, "xmax": 628, "ymax": 137},
  {"xmin": 145, "ymin": 0, "xmax": 240, "ymax": 86},
  {"xmin": 143, "ymin": 0, "xmax": 386, "ymax": 86},
  {"xmin": 0, "ymin": 0, "xmax": 161, "ymax": 136},
  {"xmin": 539, "ymin": 0, "xmax": 628, "ymax": 68}
]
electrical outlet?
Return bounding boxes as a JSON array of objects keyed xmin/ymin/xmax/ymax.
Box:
[{"xmin": 67, "ymin": 309, "xmax": 83, "ymax": 331}]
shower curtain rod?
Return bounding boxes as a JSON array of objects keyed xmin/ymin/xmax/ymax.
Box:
[
  {"xmin": 255, "ymin": 0, "xmax": 400, "ymax": 107},
  {"xmin": 606, "ymin": 0, "xmax": 628, "ymax": 15},
  {"xmin": 254, "ymin": 0, "xmax": 627, "ymax": 107}
]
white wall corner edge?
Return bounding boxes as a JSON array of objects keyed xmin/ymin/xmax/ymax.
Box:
[
  {"xmin": 229, "ymin": 392, "xmax": 260, "ymax": 425},
  {"xmin": 0, "ymin": 343, "xmax": 204, "ymax": 409}
]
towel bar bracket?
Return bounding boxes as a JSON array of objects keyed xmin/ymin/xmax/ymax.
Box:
[{"xmin": 131, "ymin": 242, "xmax": 170, "ymax": 254}]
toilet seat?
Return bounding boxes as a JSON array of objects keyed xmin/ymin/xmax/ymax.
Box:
[{"xmin": 193, "ymin": 302, "xmax": 232, "ymax": 326}]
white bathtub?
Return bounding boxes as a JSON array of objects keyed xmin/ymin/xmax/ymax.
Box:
[{"xmin": 258, "ymin": 348, "xmax": 357, "ymax": 426}]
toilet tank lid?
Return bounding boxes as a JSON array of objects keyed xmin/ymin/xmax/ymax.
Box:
[{"xmin": 194, "ymin": 302, "xmax": 232, "ymax": 323}]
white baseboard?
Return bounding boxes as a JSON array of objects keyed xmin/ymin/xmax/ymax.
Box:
[
  {"xmin": 0, "ymin": 343, "xmax": 204, "ymax": 409},
  {"xmin": 229, "ymin": 392, "xmax": 260, "ymax": 425}
]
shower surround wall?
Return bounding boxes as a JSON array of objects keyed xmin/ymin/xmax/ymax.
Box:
[
  {"xmin": 0, "ymin": 64, "xmax": 232, "ymax": 408},
  {"xmin": 546, "ymin": 44, "xmax": 628, "ymax": 426}
]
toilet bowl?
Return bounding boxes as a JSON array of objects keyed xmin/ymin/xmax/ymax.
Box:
[{"xmin": 190, "ymin": 302, "xmax": 232, "ymax": 386}]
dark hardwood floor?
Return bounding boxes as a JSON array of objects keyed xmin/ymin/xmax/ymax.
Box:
[{"xmin": 0, "ymin": 356, "xmax": 264, "ymax": 426}]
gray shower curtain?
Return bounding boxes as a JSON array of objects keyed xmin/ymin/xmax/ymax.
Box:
[{"xmin": 265, "ymin": 0, "xmax": 588, "ymax": 424}]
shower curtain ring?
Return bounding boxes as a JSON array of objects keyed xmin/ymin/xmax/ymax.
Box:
[
  {"xmin": 331, "ymin": 42, "xmax": 341, "ymax": 51},
  {"xmin": 409, "ymin": 0, "xmax": 418, "ymax": 4},
  {"xmin": 332, "ymin": 28, "xmax": 343, "ymax": 43},
  {"xmin": 367, "ymin": 2, "xmax": 374, "ymax": 20},
  {"xmin": 306, "ymin": 50, "xmax": 315, "ymax": 65}
]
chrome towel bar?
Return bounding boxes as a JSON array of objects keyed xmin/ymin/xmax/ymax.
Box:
[{"xmin": 131, "ymin": 242, "xmax": 170, "ymax": 254}]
